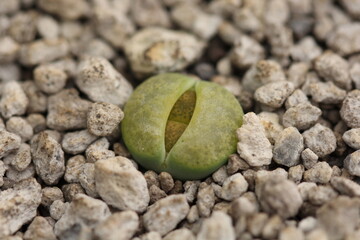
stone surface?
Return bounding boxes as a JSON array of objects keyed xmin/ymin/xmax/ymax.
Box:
[
  {"xmin": 219, "ymin": 173, "xmax": 248, "ymax": 201},
  {"xmin": 341, "ymin": 90, "xmax": 360, "ymax": 128},
  {"xmin": 304, "ymin": 162, "xmax": 333, "ymax": 184},
  {"xmin": 76, "ymin": 57, "xmax": 133, "ymax": 107},
  {"xmin": 0, "ymin": 130, "xmax": 21, "ymax": 158},
  {"xmin": 0, "ymin": 178, "xmax": 42, "ymax": 238},
  {"xmin": 343, "ymin": 128, "xmax": 360, "ymax": 149},
  {"xmin": 143, "ymin": 194, "xmax": 189, "ymax": 236},
  {"xmin": 23, "ymin": 216, "xmax": 56, "ymax": 240},
  {"xmin": 236, "ymin": 112, "xmax": 272, "ymax": 167},
  {"xmin": 331, "ymin": 176, "xmax": 360, "ymax": 197},
  {"xmin": 61, "ymin": 130, "xmax": 98, "ymax": 155},
  {"xmin": 95, "ymin": 157, "xmax": 150, "ymax": 212},
  {"xmin": 282, "ymin": 103, "xmax": 322, "ymax": 130},
  {"xmin": 6, "ymin": 117, "xmax": 33, "ymax": 142},
  {"xmin": 302, "ymin": 123, "xmax": 337, "ymax": 157},
  {"xmin": 254, "ymin": 81, "xmax": 295, "ymax": 108},
  {"xmin": 34, "ymin": 65, "xmax": 67, "ymax": 94},
  {"xmin": 0, "ymin": 81, "xmax": 28, "ymax": 119}
]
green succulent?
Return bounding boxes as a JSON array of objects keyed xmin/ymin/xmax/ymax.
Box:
[{"xmin": 121, "ymin": 73, "xmax": 243, "ymax": 180}]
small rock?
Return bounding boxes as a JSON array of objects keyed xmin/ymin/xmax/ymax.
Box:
[
  {"xmin": 23, "ymin": 216, "xmax": 56, "ymax": 240},
  {"xmin": 327, "ymin": 23, "xmax": 360, "ymax": 56},
  {"xmin": 187, "ymin": 205, "xmax": 199, "ymax": 223},
  {"xmin": 130, "ymin": 0, "xmax": 170, "ymax": 28},
  {"xmin": 19, "ymin": 38, "xmax": 70, "ymax": 66},
  {"xmin": 219, "ymin": 173, "xmax": 248, "ymax": 201},
  {"xmin": 273, "ymin": 127, "xmax": 304, "ymax": 167},
  {"xmin": 256, "ymin": 175, "xmax": 303, "ymax": 218},
  {"xmin": 6, "ymin": 117, "xmax": 33, "ymax": 142},
  {"xmin": 49, "ymin": 200, "xmax": 67, "ymax": 221},
  {"xmin": 298, "ymin": 182, "xmax": 317, "ymax": 201},
  {"xmin": 262, "ymin": 215, "xmax": 284, "ymax": 239},
  {"xmin": 34, "ymin": 65, "xmax": 67, "ymax": 94},
  {"xmin": 93, "ymin": 211, "xmax": 139, "ymax": 240},
  {"xmin": 301, "ymin": 148, "xmax": 319, "ymax": 169},
  {"xmin": 331, "ymin": 176, "xmax": 360, "ymax": 197},
  {"xmin": 124, "ymin": 27, "xmax": 205, "ymax": 77},
  {"xmin": 340, "ymin": 90, "xmax": 360, "ymax": 128},
  {"xmin": 254, "ymin": 81, "xmax": 295, "ymax": 108},
  {"xmin": 282, "ymin": 103, "xmax": 322, "ymax": 130},
  {"xmin": 184, "ymin": 180, "xmax": 200, "ymax": 203},
  {"xmin": 159, "ymin": 172, "xmax": 175, "ymax": 193},
  {"xmin": 237, "ymin": 112, "xmax": 272, "ymax": 167},
  {"xmin": 0, "ymin": 36, "xmax": 19, "ymax": 63},
  {"xmin": 5, "ymin": 164, "xmax": 35, "ymax": 183},
  {"xmin": 197, "ymin": 211, "xmax": 235, "ymax": 240},
  {"xmin": 38, "ymin": 0, "xmax": 89, "ymax": 20},
  {"xmin": 226, "ymin": 154, "xmax": 250, "ymax": 174},
  {"xmin": 47, "ymin": 89, "xmax": 91, "ymax": 131},
  {"xmin": 298, "ymin": 216, "xmax": 318, "ymax": 233},
  {"xmin": 317, "ymin": 196, "xmax": 360, "ymax": 240},
  {"xmin": 95, "ymin": 157, "xmax": 150, "ymax": 212},
  {"xmin": 0, "ymin": 130, "xmax": 21, "ymax": 158},
  {"xmin": 343, "ymin": 128, "xmax": 360, "ymax": 149},
  {"xmin": 302, "ymin": 123, "xmax": 337, "ymax": 157},
  {"xmin": 196, "ymin": 183, "xmax": 215, "ymax": 217},
  {"xmin": 289, "ymin": 165, "xmax": 305, "ymax": 184},
  {"xmin": 85, "ymin": 137, "xmax": 114, "ymax": 162},
  {"xmin": 64, "ymin": 155, "xmax": 86, "ymax": 183},
  {"xmin": 31, "ymin": 132, "xmax": 65, "ymax": 185},
  {"xmin": 62, "ymin": 183, "xmax": 85, "ymax": 202},
  {"xmin": 247, "ymin": 212, "xmax": 269, "ymax": 237},
  {"xmin": 0, "ymin": 178, "xmax": 42, "ymax": 238},
  {"xmin": 149, "ymin": 185, "xmax": 167, "ymax": 204},
  {"xmin": 308, "ymin": 81, "xmax": 347, "ymax": 104},
  {"xmin": 61, "ymin": 130, "xmax": 98, "ymax": 155},
  {"xmin": 41, "ymin": 187, "xmax": 64, "ymax": 208},
  {"xmin": 144, "ymin": 170, "xmax": 160, "ymax": 188},
  {"xmin": 76, "ymin": 57, "xmax": 133, "ymax": 107},
  {"xmin": 290, "ymin": 37, "xmax": 322, "ymax": 62},
  {"xmin": 285, "ymin": 89, "xmax": 309, "ymax": 109},
  {"xmin": 143, "ymin": 194, "xmax": 189, "ymax": 236},
  {"xmin": 258, "ymin": 112, "xmax": 284, "ymax": 144},
  {"xmin": 308, "ymin": 185, "xmax": 338, "ymax": 205},
  {"xmin": 26, "ymin": 114, "xmax": 46, "ymax": 134},
  {"xmin": 0, "ymin": 81, "xmax": 28, "ymax": 119},
  {"xmin": 344, "ymin": 150, "xmax": 360, "ymax": 176},
  {"xmin": 212, "ymin": 166, "xmax": 229, "ymax": 185},
  {"xmin": 279, "ymin": 226, "xmax": 304, "ymax": 240},
  {"xmin": 54, "ymin": 194, "xmax": 111, "ymax": 237},
  {"xmin": 304, "ymin": 162, "xmax": 333, "ymax": 184},
  {"xmin": 230, "ymin": 196, "xmax": 257, "ymax": 221},
  {"xmin": 82, "ymin": 38, "xmax": 115, "ymax": 60},
  {"xmin": 36, "ymin": 16, "xmax": 59, "ymax": 40},
  {"xmin": 87, "ymin": 102, "xmax": 124, "ymax": 136},
  {"xmin": 21, "ymin": 81, "xmax": 47, "ymax": 114},
  {"xmin": 137, "ymin": 232, "xmax": 162, "ymax": 240},
  {"xmin": 163, "ymin": 228, "xmax": 195, "ymax": 240},
  {"xmin": 5, "ymin": 143, "xmax": 31, "ymax": 172},
  {"xmin": 314, "ymin": 51, "xmax": 351, "ymax": 90},
  {"xmin": 230, "ymin": 35, "xmax": 265, "ymax": 70},
  {"xmin": 79, "ymin": 163, "xmax": 97, "ymax": 197}
]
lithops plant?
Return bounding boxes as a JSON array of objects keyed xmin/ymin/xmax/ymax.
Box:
[{"xmin": 121, "ymin": 73, "xmax": 243, "ymax": 180}]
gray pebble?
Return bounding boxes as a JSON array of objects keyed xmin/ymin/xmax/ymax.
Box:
[
  {"xmin": 163, "ymin": 228, "xmax": 195, "ymax": 240},
  {"xmin": 6, "ymin": 117, "xmax": 33, "ymax": 142},
  {"xmin": 0, "ymin": 130, "xmax": 21, "ymax": 158},
  {"xmin": 308, "ymin": 185, "xmax": 338, "ymax": 205},
  {"xmin": 49, "ymin": 200, "xmax": 67, "ymax": 221},
  {"xmin": 79, "ymin": 163, "xmax": 97, "ymax": 197},
  {"xmin": 344, "ymin": 150, "xmax": 360, "ymax": 176},
  {"xmin": 196, "ymin": 183, "xmax": 215, "ymax": 217},
  {"xmin": 285, "ymin": 89, "xmax": 309, "ymax": 109},
  {"xmin": 327, "ymin": 23, "xmax": 360, "ymax": 56},
  {"xmin": 304, "ymin": 162, "xmax": 333, "ymax": 184},
  {"xmin": 340, "ymin": 90, "xmax": 360, "ymax": 128},
  {"xmin": 0, "ymin": 81, "xmax": 28, "ymax": 119},
  {"xmin": 197, "ymin": 211, "xmax": 235, "ymax": 240},
  {"xmin": 5, "ymin": 143, "xmax": 31, "ymax": 171},
  {"xmin": 282, "ymin": 103, "xmax": 322, "ymax": 130},
  {"xmin": 331, "ymin": 176, "xmax": 360, "ymax": 197},
  {"xmin": 308, "ymin": 81, "xmax": 347, "ymax": 104},
  {"xmin": 301, "ymin": 148, "xmax": 319, "ymax": 170},
  {"xmin": 0, "ymin": 36, "xmax": 19, "ymax": 63},
  {"xmin": 302, "ymin": 123, "xmax": 337, "ymax": 157},
  {"xmin": 21, "ymin": 81, "xmax": 47, "ymax": 114},
  {"xmin": 254, "ymin": 81, "xmax": 295, "ymax": 108},
  {"xmin": 273, "ymin": 127, "xmax": 304, "ymax": 167},
  {"xmin": 24, "ymin": 216, "xmax": 57, "ymax": 240},
  {"xmin": 34, "ymin": 65, "xmax": 67, "ymax": 94},
  {"xmin": 41, "ymin": 187, "xmax": 64, "ymax": 208},
  {"xmin": 288, "ymin": 165, "xmax": 304, "ymax": 184},
  {"xmin": 62, "ymin": 130, "xmax": 98, "ymax": 155},
  {"xmin": 343, "ymin": 128, "xmax": 360, "ymax": 149},
  {"xmin": 38, "ymin": 0, "xmax": 89, "ymax": 20},
  {"xmin": 64, "ymin": 155, "xmax": 86, "ymax": 183}
]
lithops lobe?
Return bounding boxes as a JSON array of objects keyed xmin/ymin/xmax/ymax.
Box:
[{"xmin": 121, "ymin": 73, "xmax": 243, "ymax": 180}]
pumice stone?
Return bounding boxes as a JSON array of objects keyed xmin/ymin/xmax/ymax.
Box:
[{"xmin": 121, "ymin": 73, "xmax": 243, "ymax": 180}]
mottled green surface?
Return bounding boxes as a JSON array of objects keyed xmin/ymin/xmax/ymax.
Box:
[{"xmin": 121, "ymin": 73, "xmax": 243, "ymax": 180}]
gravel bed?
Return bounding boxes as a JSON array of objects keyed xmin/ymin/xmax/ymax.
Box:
[{"xmin": 0, "ymin": 0, "xmax": 360, "ymax": 240}]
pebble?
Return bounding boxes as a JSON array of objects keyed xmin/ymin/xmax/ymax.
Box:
[
  {"xmin": 64, "ymin": 155, "xmax": 86, "ymax": 183},
  {"xmin": 254, "ymin": 81, "xmax": 295, "ymax": 108},
  {"xmin": 149, "ymin": 185, "xmax": 167, "ymax": 204},
  {"xmin": 41, "ymin": 187, "xmax": 64, "ymax": 208},
  {"xmin": 282, "ymin": 103, "xmax": 322, "ymax": 130},
  {"xmin": 159, "ymin": 172, "xmax": 175, "ymax": 193},
  {"xmin": 315, "ymin": 51, "xmax": 351, "ymax": 90},
  {"xmin": 130, "ymin": 0, "xmax": 171, "ymax": 28},
  {"xmin": 343, "ymin": 128, "xmax": 360, "ymax": 149},
  {"xmin": 6, "ymin": 117, "xmax": 33, "ymax": 142},
  {"xmin": 21, "ymin": 81, "xmax": 47, "ymax": 114},
  {"xmin": 196, "ymin": 183, "xmax": 215, "ymax": 217},
  {"xmin": 34, "ymin": 65, "xmax": 67, "ymax": 94},
  {"xmin": 226, "ymin": 154, "xmax": 250, "ymax": 174},
  {"xmin": 0, "ymin": 36, "xmax": 19, "ymax": 63},
  {"xmin": 273, "ymin": 127, "xmax": 304, "ymax": 167},
  {"xmin": 0, "ymin": 178, "xmax": 42, "ymax": 238},
  {"xmin": 289, "ymin": 165, "xmax": 305, "ymax": 184},
  {"xmin": 171, "ymin": 3, "xmax": 222, "ymax": 40},
  {"xmin": 230, "ymin": 35, "xmax": 265, "ymax": 70},
  {"xmin": 340, "ymin": 90, "xmax": 360, "ymax": 128},
  {"xmin": 304, "ymin": 162, "xmax": 333, "ymax": 184},
  {"xmin": 212, "ymin": 166, "xmax": 228, "ymax": 185},
  {"xmin": 95, "ymin": 157, "xmax": 150, "ymax": 212},
  {"xmin": 5, "ymin": 164, "xmax": 35, "ymax": 183},
  {"xmin": 0, "ymin": 0, "xmax": 20, "ymax": 14},
  {"xmin": 47, "ymin": 89, "xmax": 91, "ymax": 131},
  {"xmin": 143, "ymin": 194, "xmax": 189, "ymax": 236},
  {"xmin": 350, "ymin": 62, "xmax": 360, "ymax": 89},
  {"xmin": 219, "ymin": 173, "xmax": 248, "ymax": 201},
  {"xmin": 308, "ymin": 185, "xmax": 338, "ymax": 205},
  {"xmin": 197, "ymin": 211, "xmax": 235, "ymax": 240},
  {"xmin": 61, "ymin": 130, "xmax": 98, "ymax": 155},
  {"xmin": 49, "ymin": 200, "xmax": 67, "ymax": 221},
  {"xmin": 236, "ymin": 112, "xmax": 272, "ymax": 167},
  {"xmin": 0, "ymin": 130, "xmax": 21, "ymax": 158},
  {"xmin": 163, "ymin": 228, "xmax": 195, "ymax": 240},
  {"xmin": 327, "ymin": 23, "xmax": 360, "ymax": 56},
  {"xmin": 290, "ymin": 37, "xmax": 322, "ymax": 62},
  {"xmin": 38, "ymin": 0, "xmax": 89, "ymax": 20},
  {"xmin": 302, "ymin": 123, "xmax": 337, "ymax": 157},
  {"xmin": 5, "ymin": 143, "xmax": 31, "ymax": 171},
  {"xmin": 62, "ymin": 183, "xmax": 85, "ymax": 202},
  {"xmin": 87, "ymin": 102, "xmax": 124, "ymax": 136},
  {"xmin": 36, "ymin": 16, "xmax": 59, "ymax": 40},
  {"xmin": 0, "ymin": 81, "xmax": 28, "ymax": 119},
  {"xmin": 258, "ymin": 112, "xmax": 284, "ymax": 144},
  {"xmin": 308, "ymin": 81, "xmax": 347, "ymax": 104},
  {"xmin": 31, "ymin": 132, "xmax": 65, "ymax": 185},
  {"xmin": 279, "ymin": 226, "xmax": 304, "ymax": 240},
  {"xmin": 93, "ymin": 211, "xmax": 139, "ymax": 240},
  {"xmin": 24, "ymin": 216, "xmax": 56, "ymax": 240},
  {"xmin": 330, "ymin": 176, "xmax": 360, "ymax": 197},
  {"xmin": 344, "ymin": 150, "xmax": 360, "ymax": 176},
  {"xmin": 54, "ymin": 194, "xmax": 111, "ymax": 237},
  {"xmin": 9, "ymin": 11, "xmax": 38, "ymax": 43},
  {"xmin": 19, "ymin": 38, "xmax": 70, "ymax": 66},
  {"xmin": 79, "ymin": 163, "xmax": 97, "ymax": 197},
  {"xmin": 184, "ymin": 180, "xmax": 200, "ymax": 203},
  {"xmin": 85, "ymin": 137, "xmax": 114, "ymax": 162},
  {"xmin": 256, "ymin": 175, "xmax": 303, "ymax": 218},
  {"xmin": 248, "ymin": 212, "xmax": 269, "ymax": 237},
  {"xmin": 124, "ymin": 27, "xmax": 205, "ymax": 77},
  {"xmin": 76, "ymin": 57, "xmax": 133, "ymax": 107},
  {"xmin": 317, "ymin": 196, "xmax": 360, "ymax": 240},
  {"xmin": 301, "ymin": 148, "xmax": 319, "ymax": 170},
  {"xmin": 285, "ymin": 89, "xmax": 309, "ymax": 109}
]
